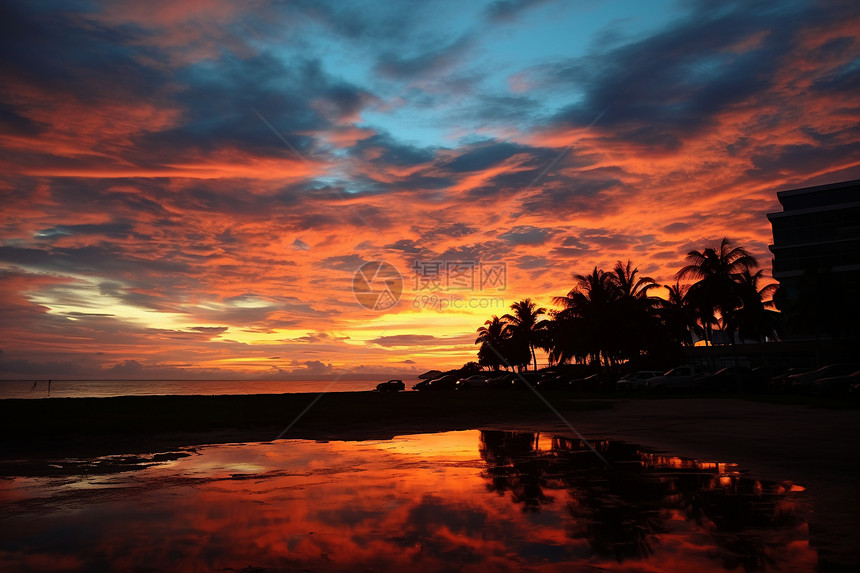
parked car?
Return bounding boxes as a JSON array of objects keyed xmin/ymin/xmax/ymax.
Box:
[
  {"xmin": 615, "ymin": 370, "xmax": 664, "ymax": 392},
  {"xmin": 536, "ymin": 374, "xmax": 577, "ymax": 391},
  {"xmin": 412, "ymin": 374, "xmax": 459, "ymax": 391},
  {"xmin": 375, "ymin": 379, "xmax": 405, "ymax": 392},
  {"xmin": 509, "ymin": 371, "xmax": 548, "ymax": 390},
  {"xmin": 486, "ymin": 373, "xmax": 517, "ymax": 389},
  {"xmin": 768, "ymin": 368, "xmax": 812, "ymax": 393},
  {"xmin": 455, "ymin": 374, "xmax": 492, "ymax": 390},
  {"xmin": 695, "ymin": 366, "xmax": 757, "ymax": 393},
  {"xmin": 568, "ymin": 373, "xmax": 602, "ymax": 391},
  {"xmin": 787, "ymin": 363, "xmax": 860, "ymax": 393},
  {"xmin": 750, "ymin": 366, "xmax": 781, "ymax": 392},
  {"xmin": 809, "ymin": 369, "xmax": 860, "ymax": 396},
  {"xmin": 646, "ymin": 365, "xmax": 710, "ymax": 393}
]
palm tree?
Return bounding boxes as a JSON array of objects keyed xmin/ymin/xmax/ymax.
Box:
[
  {"xmin": 728, "ymin": 269, "xmax": 780, "ymax": 343},
  {"xmin": 610, "ymin": 260, "xmax": 658, "ymax": 302},
  {"xmin": 676, "ymin": 237, "xmax": 758, "ymax": 346},
  {"xmin": 541, "ymin": 311, "xmax": 587, "ymax": 366},
  {"xmin": 475, "ymin": 316, "xmax": 510, "ymax": 371},
  {"xmin": 609, "ymin": 260, "xmax": 660, "ymax": 360},
  {"xmin": 503, "ymin": 298, "xmax": 547, "ymax": 371},
  {"xmin": 657, "ymin": 281, "xmax": 700, "ymax": 347},
  {"xmin": 554, "ymin": 267, "xmax": 619, "ymax": 370}
]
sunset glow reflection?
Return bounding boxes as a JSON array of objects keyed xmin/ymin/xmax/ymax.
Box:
[{"xmin": 0, "ymin": 430, "xmax": 816, "ymax": 571}]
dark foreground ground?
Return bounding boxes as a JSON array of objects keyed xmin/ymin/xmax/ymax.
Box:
[
  {"xmin": 2, "ymin": 391, "xmax": 859, "ymax": 570},
  {"xmin": 1, "ymin": 390, "xmax": 621, "ymax": 459}
]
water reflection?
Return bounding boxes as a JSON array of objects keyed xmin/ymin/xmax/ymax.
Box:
[
  {"xmin": 479, "ymin": 432, "xmax": 814, "ymax": 571},
  {"xmin": 0, "ymin": 430, "xmax": 815, "ymax": 572}
]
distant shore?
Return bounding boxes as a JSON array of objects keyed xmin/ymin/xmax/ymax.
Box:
[{"xmin": 0, "ymin": 378, "xmax": 381, "ymax": 400}]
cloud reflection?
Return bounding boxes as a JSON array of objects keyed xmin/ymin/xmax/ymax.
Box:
[{"xmin": 0, "ymin": 430, "xmax": 817, "ymax": 571}]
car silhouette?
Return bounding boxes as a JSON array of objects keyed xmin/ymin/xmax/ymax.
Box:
[
  {"xmin": 455, "ymin": 374, "xmax": 492, "ymax": 390},
  {"xmin": 646, "ymin": 365, "xmax": 710, "ymax": 393},
  {"xmin": 694, "ymin": 366, "xmax": 757, "ymax": 393},
  {"xmin": 787, "ymin": 363, "xmax": 860, "ymax": 393},
  {"xmin": 375, "ymin": 379, "xmax": 405, "ymax": 392},
  {"xmin": 412, "ymin": 374, "xmax": 459, "ymax": 391},
  {"xmin": 615, "ymin": 370, "xmax": 664, "ymax": 392}
]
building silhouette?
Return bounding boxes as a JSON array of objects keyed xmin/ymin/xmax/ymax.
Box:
[{"xmin": 767, "ymin": 178, "xmax": 860, "ymax": 351}]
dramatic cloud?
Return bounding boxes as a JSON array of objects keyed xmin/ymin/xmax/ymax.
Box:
[{"xmin": 1, "ymin": 0, "xmax": 858, "ymax": 377}]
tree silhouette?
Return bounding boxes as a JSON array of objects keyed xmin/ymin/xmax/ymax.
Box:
[
  {"xmin": 676, "ymin": 237, "xmax": 758, "ymax": 347},
  {"xmin": 503, "ymin": 298, "xmax": 548, "ymax": 371},
  {"xmin": 727, "ymin": 269, "xmax": 780, "ymax": 343},
  {"xmin": 475, "ymin": 316, "xmax": 510, "ymax": 371},
  {"xmin": 609, "ymin": 260, "xmax": 660, "ymax": 362},
  {"xmin": 540, "ymin": 310, "xmax": 590, "ymax": 366},
  {"xmin": 553, "ymin": 267, "xmax": 620, "ymax": 370},
  {"xmin": 610, "ymin": 260, "xmax": 658, "ymax": 302},
  {"xmin": 474, "ymin": 247, "xmax": 783, "ymax": 376},
  {"xmin": 549, "ymin": 263, "xmax": 665, "ymax": 372},
  {"xmin": 657, "ymin": 281, "xmax": 700, "ymax": 348}
]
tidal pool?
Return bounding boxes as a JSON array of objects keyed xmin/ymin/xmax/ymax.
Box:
[{"xmin": 0, "ymin": 430, "xmax": 816, "ymax": 572}]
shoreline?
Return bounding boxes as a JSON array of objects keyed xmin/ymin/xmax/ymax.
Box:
[
  {"xmin": 3, "ymin": 391, "xmax": 857, "ymax": 482},
  {"xmin": 3, "ymin": 392, "xmax": 858, "ymax": 489},
  {"xmin": 0, "ymin": 391, "xmax": 611, "ymax": 458}
]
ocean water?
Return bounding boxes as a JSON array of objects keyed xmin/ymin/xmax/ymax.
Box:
[{"xmin": 0, "ymin": 378, "xmax": 392, "ymax": 399}]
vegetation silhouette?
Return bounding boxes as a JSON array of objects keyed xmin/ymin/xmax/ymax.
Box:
[
  {"xmin": 475, "ymin": 316, "xmax": 511, "ymax": 372},
  {"xmin": 502, "ymin": 298, "xmax": 547, "ymax": 371},
  {"xmin": 553, "ymin": 266, "xmax": 622, "ymax": 371},
  {"xmin": 677, "ymin": 238, "xmax": 758, "ymax": 347},
  {"xmin": 475, "ymin": 239, "xmax": 781, "ymax": 376},
  {"xmin": 657, "ymin": 281, "xmax": 700, "ymax": 348},
  {"xmin": 727, "ymin": 269, "xmax": 780, "ymax": 345}
]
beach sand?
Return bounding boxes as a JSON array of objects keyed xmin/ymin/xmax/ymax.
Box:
[{"xmin": 2, "ymin": 392, "xmax": 858, "ymax": 570}]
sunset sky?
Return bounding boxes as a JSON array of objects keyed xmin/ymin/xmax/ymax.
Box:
[{"xmin": 1, "ymin": 0, "xmax": 859, "ymax": 380}]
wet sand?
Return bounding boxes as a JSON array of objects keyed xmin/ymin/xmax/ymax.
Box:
[
  {"xmin": 0, "ymin": 391, "xmax": 608, "ymax": 458},
  {"xmin": 2, "ymin": 392, "xmax": 858, "ymax": 570},
  {"xmin": 2, "ymin": 392, "xmax": 857, "ymax": 479}
]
